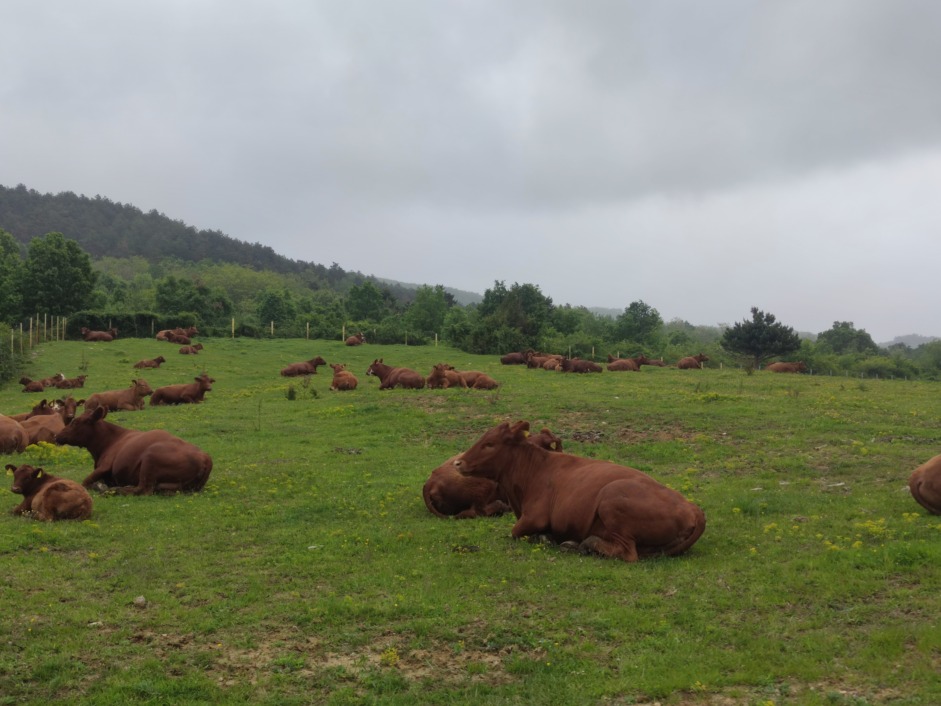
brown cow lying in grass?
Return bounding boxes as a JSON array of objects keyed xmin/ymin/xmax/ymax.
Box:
[
  {"xmin": 345, "ymin": 332, "xmax": 366, "ymax": 346},
  {"xmin": 0, "ymin": 415, "xmax": 29, "ymax": 454},
  {"xmin": 81, "ymin": 327, "xmax": 117, "ymax": 342},
  {"xmin": 7, "ymin": 464, "xmax": 93, "ymax": 520},
  {"xmin": 329, "ymin": 364, "xmax": 358, "ymax": 391},
  {"xmin": 459, "ymin": 370, "xmax": 499, "ymax": 389},
  {"xmin": 54, "ymin": 374, "xmax": 88, "ymax": 389},
  {"xmin": 179, "ymin": 343, "xmax": 204, "ymax": 355},
  {"xmin": 280, "ymin": 356, "xmax": 326, "ymax": 376},
  {"xmin": 423, "ymin": 428, "xmax": 564, "ymax": 519},
  {"xmin": 560, "ymin": 357, "xmax": 602, "ymax": 373},
  {"xmin": 55, "ymin": 407, "xmax": 212, "ymax": 495},
  {"xmin": 454, "ymin": 420, "xmax": 706, "ymax": 561},
  {"xmin": 636, "ymin": 355, "xmax": 666, "ymax": 367},
  {"xmin": 909, "ymin": 453, "xmax": 941, "ymax": 515},
  {"xmin": 366, "ymin": 359, "xmax": 425, "ymax": 390},
  {"xmin": 426, "ymin": 364, "xmax": 467, "ymax": 389},
  {"xmin": 677, "ymin": 353, "xmax": 709, "ymax": 369},
  {"xmin": 150, "ymin": 373, "xmax": 214, "ymax": 406},
  {"xmin": 134, "ymin": 356, "xmax": 167, "ymax": 369},
  {"xmin": 19, "ymin": 374, "xmax": 64, "ymax": 392},
  {"xmin": 20, "ymin": 397, "xmax": 83, "ymax": 445},
  {"xmin": 606, "ymin": 355, "xmax": 640, "ymax": 372},
  {"xmin": 8, "ymin": 398, "xmax": 59, "ymax": 423},
  {"xmin": 84, "ymin": 379, "xmax": 153, "ymax": 412},
  {"xmin": 157, "ymin": 326, "xmax": 198, "ymax": 341},
  {"xmin": 765, "ymin": 361, "xmax": 808, "ymax": 373}
]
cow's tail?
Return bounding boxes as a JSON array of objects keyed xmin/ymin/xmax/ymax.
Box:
[{"xmin": 663, "ymin": 504, "xmax": 707, "ymax": 557}]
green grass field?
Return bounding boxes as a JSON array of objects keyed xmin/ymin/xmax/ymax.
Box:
[{"xmin": 1, "ymin": 337, "xmax": 939, "ymax": 705}]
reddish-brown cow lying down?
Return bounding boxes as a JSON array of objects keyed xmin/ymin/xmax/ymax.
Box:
[
  {"xmin": 329, "ymin": 364, "xmax": 358, "ymax": 391},
  {"xmin": 606, "ymin": 355, "xmax": 640, "ymax": 372},
  {"xmin": 81, "ymin": 327, "xmax": 117, "ymax": 342},
  {"xmin": 134, "ymin": 356, "xmax": 167, "ymax": 369},
  {"xmin": 426, "ymin": 364, "xmax": 467, "ymax": 389},
  {"xmin": 459, "ymin": 370, "xmax": 499, "ymax": 389},
  {"xmin": 157, "ymin": 326, "xmax": 198, "ymax": 341},
  {"xmin": 765, "ymin": 361, "xmax": 808, "ymax": 373},
  {"xmin": 150, "ymin": 373, "xmax": 214, "ymax": 405},
  {"xmin": 423, "ymin": 428, "xmax": 564, "ymax": 519},
  {"xmin": 677, "ymin": 353, "xmax": 709, "ymax": 369},
  {"xmin": 54, "ymin": 374, "xmax": 87, "ymax": 389},
  {"xmin": 8, "ymin": 398, "xmax": 59, "ymax": 423},
  {"xmin": 560, "ymin": 357, "xmax": 602, "ymax": 373},
  {"xmin": 179, "ymin": 343, "xmax": 204, "ymax": 355},
  {"xmin": 19, "ymin": 374, "xmax": 64, "ymax": 392},
  {"xmin": 500, "ymin": 350, "xmax": 532, "ymax": 365},
  {"xmin": 20, "ymin": 397, "xmax": 83, "ymax": 445},
  {"xmin": 84, "ymin": 379, "xmax": 153, "ymax": 412},
  {"xmin": 7, "ymin": 464, "xmax": 93, "ymax": 520},
  {"xmin": 454, "ymin": 421, "xmax": 706, "ymax": 561},
  {"xmin": 345, "ymin": 332, "xmax": 366, "ymax": 346},
  {"xmin": 366, "ymin": 359, "xmax": 425, "ymax": 390},
  {"xmin": 636, "ymin": 355, "xmax": 666, "ymax": 367},
  {"xmin": 909, "ymin": 453, "xmax": 941, "ymax": 515},
  {"xmin": 280, "ymin": 356, "xmax": 326, "ymax": 376},
  {"xmin": 0, "ymin": 416, "xmax": 29, "ymax": 454},
  {"xmin": 55, "ymin": 407, "xmax": 212, "ymax": 495}
]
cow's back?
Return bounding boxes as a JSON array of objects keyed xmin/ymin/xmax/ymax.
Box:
[{"xmin": 31, "ymin": 478, "xmax": 93, "ymax": 521}]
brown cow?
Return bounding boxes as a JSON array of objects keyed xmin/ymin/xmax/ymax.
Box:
[
  {"xmin": 636, "ymin": 355, "xmax": 666, "ymax": 367},
  {"xmin": 80, "ymin": 327, "xmax": 117, "ymax": 342},
  {"xmin": 426, "ymin": 364, "xmax": 468, "ymax": 389},
  {"xmin": 8, "ymin": 398, "xmax": 60, "ymax": 423},
  {"xmin": 0, "ymin": 416, "xmax": 29, "ymax": 454},
  {"xmin": 500, "ymin": 350, "xmax": 534, "ymax": 365},
  {"xmin": 280, "ymin": 356, "xmax": 327, "ymax": 377},
  {"xmin": 167, "ymin": 334, "xmax": 192, "ymax": 345},
  {"xmin": 453, "ymin": 420, "xmax": 706, "ymax": 561},
  {"xmin": 20, "ymin": 397, "xmax": 83, "ymax": 445},
  {"xmin": 765, "ymin": 361, "xmax": 808, "ymax": 373},
  {"xmin": 84, "ymin": 379, "xmax": 153, "ymax": 412},
  {"xmin": 7, "ymin": 464, "xmax": 93, "ymax": 520},
  {"xmin": 909, "ymin": 453, "xmax": 941, "ymax": 515},
  {"xmin": 606, "ymin": 355, "xmax": 640, "ymax": 372},
  {"xmin": 345, "ymin": 332, "xmax": 366, "ymax": 346},
  {"xmin": 179, "ymin": 343, "xmax": 205, "ymax": 355},
  {"xmin": 150, "ymin": 373, "xmax": 214, "ymax": 406},
  {"xmin": 329, "ymin": 364, "xmax": 358, "ymax": 391},
  {"xmin": 134, "ymin": 356, "xmax": 167, "ymax": 369},
  {"xmin": 55, "ymin": 407, "xmax": 212, "ymax": 495},
  {"xmin": 677, "ymin": 353, "xmax": 710, "ymax": 369},
  {"xmin": 54, "ymin": 374, "xmax": 88, "ymax": 389},
  {"xmin": 459, "ymin": 370, "xmax": 500, "ymax": 390},
  {"xmin": 423, "ymin": 428, "xmax": 564, "ymax": 519},
  {"xmin": 365, "ymin": 359, "xmax": 425, "ymax": 390},
  {"xmin": 560, "ymin": 357, "xmax": 603, "ymax": 373},
  {"xmin": 19, "ymin": 377, "xmax": 45, "ymax": 393},
  {"xmin": 157, "ymin": 326, "xmax": 199, "ymax": 342}
]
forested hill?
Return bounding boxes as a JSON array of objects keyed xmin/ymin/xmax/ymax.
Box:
[{"xmin": 0, "ymin": 183, "xmax": 331, "ymax": 277}]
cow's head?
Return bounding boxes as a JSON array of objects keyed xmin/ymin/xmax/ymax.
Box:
[
  {"xmin": 196, "ymin": 373, "xmax": 215, "ymax": 389},
  {"xmin": 131, "ymin": 379, "xmax": 154, "ymax": 396},
  {"xmin": 7, "ymin": 464, "xmax": 47, "ymax": 496},
  {"xmin": 55, "ymin": 406, "xmax": 108, "ymax": 448},
  {"xmin": 454, "ymin": 421, "xmax": 531, "ymax": 479}
]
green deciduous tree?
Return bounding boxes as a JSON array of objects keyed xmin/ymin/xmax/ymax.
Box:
[
  {"xmin": 721, "ymin": 307, "xmax": 801, "ymax": 369},
  {"xmin": 405, "ymin": 284, "xmax": 451, "ymax": 336},
  {"xmin": 816, "ymin": 321, "xmax": 880, "ymax": 355},
  {"xmin": 346, "ymin": 280, "xmax": 387, "ymax": 321},
  {"xmin": 20, "ymin": 232, "xmax": 98, "ymax": 316},
  {"xmin": 0, "ymin": 228, "xmax": 23, "ymax": 323},
  {"xmin": 615, "ymin": 300, "xmax": 663, "ymax": 346}
]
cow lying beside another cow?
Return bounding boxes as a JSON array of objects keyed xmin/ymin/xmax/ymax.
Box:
[
  {"xmin": 151, "ymin": 373, "xmax": 214, "ymax": 405},
  {"xmin": 84, "ymin": 379, "xmax": 153, "ymax": 412},
  {"xmin": 329, "ymin": 364, "xmax": 358, "ymax": 391},
  {"xmin": 452, "ymin": 420, "xmax": 706, "ymax": 561},
  {"xmin": 366, "ymin": 359, "xmax": 425, "ymax": 390},
  {"xmin": 81, "ymin": 327, "xmax": 117, "ymax": 342},
  {"xmin": 7, "ymin": 464, "xmax": 93, "ymax": 520}
]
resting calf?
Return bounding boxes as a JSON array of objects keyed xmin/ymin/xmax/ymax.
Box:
[{"xmin": 7, "ymin": 464, "xmax": 92, "ymax": 520}]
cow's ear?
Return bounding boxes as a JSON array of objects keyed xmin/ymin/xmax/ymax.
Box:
[
  {"xmin": 510, "ymin": 420, "xmax": 531, "ymax": 442},
  {"xmin": 92, "ymin": 406, "xmax": 107, "ymax": 422},
  {"xmin": 5, "ymin": 464, "xmax": 15, "ymax": 474},
  {"xmin": 76, "ymin": 399, "xmax": 86, "ymax": 406},
  {"xmin": 34, "ymin": 468, "xmax": 44, "ymax": 479}
]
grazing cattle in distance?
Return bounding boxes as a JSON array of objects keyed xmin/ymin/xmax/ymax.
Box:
[
  {"xmin": 134, "ymin": 356, "xmax": 167, "ymax": 369},
  {"xmin": 84, "ymin": 379, "xmax": 154, "ymax": 413},
  {"xmin": 454, "ymin": 420, "xmax": 706, "ymax": 561},
  {"xmin": 423, "ymin": 428, "xmax": 564, "ymax": 519},
  {"xmin": 179, "ymin": 343, "xmax": 205, "ymax": 355},
  {"xmin": 150, "ymin": 373, "xmax": 214, "ymax": 406},
  {"xmin": 54, "ymin": 374, "xmax": 88, "ymax": 389},
  {"xmin": 765, "ymin": 361, "xmax": 808, "ymax": 374},
  {"xmin": 677, "ymin": 353, "xmax": 710, "ymax": 370},
  {"xmin": 345, "ymin": 332, "xmax": 366, "ymax": 346},
  {"xmin": 280, "ymin": 356, "xmax": 327, "ymax": 377},
  {"xmin": 560, "ymin": 357, "xmax": 603, "ymax": 373},
  {"xmin": 365, "ymin": 359, "xmax": 425, "ymax": 390},
  {"xmin": 55, "ymin": 407, "xmax": 212, "ymax": 495},
  {"xmin": 7, "ymin": 464, "xmax": 93, "ymax": 520},
  {"xmin": 329, "ymin": 364, "xmax": 358, "ymax": 391},
  {"xmin": 80, "ymin": 327, "xmax": 117, "ymax": 342},
  {"xmin": 0, "ymin": 416, "xmax": 29, "ymax": 454},
  {"xmin": 426, "ymin": 364, "xmax": 468, "ymax": 389},
  {"xmin": 909, "ymin": 453, "xmax": 941, "ymax": 515},
  {"xmin": 606, "ymin": 355, "xmax": 640, "ymax": 372}
]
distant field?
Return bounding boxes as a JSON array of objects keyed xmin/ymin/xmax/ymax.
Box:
[{"xmin": 1, "ymin": 337, "xmax": 939, "ymax": 705}]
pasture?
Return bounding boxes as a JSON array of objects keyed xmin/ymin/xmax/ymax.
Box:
[{"xmin": 1, "ymin": 338, "xmax": 939, "ymax": 705}]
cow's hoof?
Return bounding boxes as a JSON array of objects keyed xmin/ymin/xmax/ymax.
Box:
[
  {"xmin": 527, "ymin": 534, "xmax": 553, "ymax": 545},
  {"xmin": 91, "ymin": 482, "xmax": 113, "ymax": 494},
  {"xmin": 559, "ymin": 541, "xmax": 580, "ymax": 553}
]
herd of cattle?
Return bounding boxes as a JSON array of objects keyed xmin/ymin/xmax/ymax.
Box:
[{"xmin": 3, "ymin": 332, "xmax": 940, "ymax": 563}]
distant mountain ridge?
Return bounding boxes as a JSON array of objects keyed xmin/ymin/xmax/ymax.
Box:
[{"xmin": 881, "ymin": 334, "xmax": 940, "ymax": 348}]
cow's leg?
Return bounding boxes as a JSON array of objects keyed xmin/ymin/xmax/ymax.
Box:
[
  {"xmin": 82, "ymin": 466, "xmax": 114, "ymax": 488},
  {"xmin": 510, "ymin": 513, "xmax": 550, "ymax": 540},
  {"xmin": 578, "ymin": 535, "xmax": 639, "ymax": 562}
]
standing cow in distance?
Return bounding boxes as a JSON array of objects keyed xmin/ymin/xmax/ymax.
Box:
[
  {"xmin": 365, "ymin": 359, "xmax": 425, "ymax": 390},
  {"xmin": 7, "ymin": 464, "xmax": 93, "ymax": 520},
  {"xmin": 765, "ymin": 361, "xmax": 808, "ymax": 373},
  {"xmin": 677, "ymin": 353, "xmax": 710, "ymax": 369},
  {"xmin": 909, "ymin": 453, "xmax": 941, "ymax": 515},
  {"xmin": 454, "ymin": 420, "xmax": 706, "ymax": 561},
  {"xmin": 345, "ymin": 332, "xmax": 366, "ymax": 346},
  {"xmin": 55, "ymin": 407, "xmax": 212, "ymax": 495}
]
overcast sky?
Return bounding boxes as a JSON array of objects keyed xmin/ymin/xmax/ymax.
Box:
[{"xmin": 3, "ymin": 1, "xmax": 940, "ymax": 342}]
